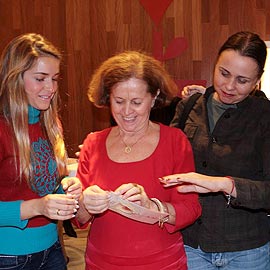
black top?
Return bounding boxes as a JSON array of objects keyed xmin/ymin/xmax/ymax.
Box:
[{"xmin": 171, "ymin": 86, "xmax": 270, "ymax": 252}]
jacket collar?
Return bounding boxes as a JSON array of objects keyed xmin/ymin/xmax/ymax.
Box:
[{"xmin": 205, "ymin": 86, "xmax": 252, "ymax": 109}]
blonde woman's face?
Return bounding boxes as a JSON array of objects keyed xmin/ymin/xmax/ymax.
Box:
[
  {"xmin": 213, "ymin": 50, "xmax": 260, "ymax": 104},
  {"xmin": 110, "ymin": 77, "xmax": 154, "ymax": 133},
  {"xmin": 23, "ymin": 56, "xmax": 60, "ymax": 110}
]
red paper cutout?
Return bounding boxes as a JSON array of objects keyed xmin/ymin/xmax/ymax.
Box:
[
  {"xmin": 153, "ymin": 33, "xmax": 188, "ymax": 61},
  {"xmin": 139, "ymin": 0, "xmax": 173, "ymax": 27},
  {"xmin": 140, "ymin": 0, "xmax": 205, "ymax": 93},
  {"xmin": 163, "ymin": 37, "xmax": 188, "ymax": 60},
  {"xmin": 152, "ymin": 30, "xmax": 163, "ymax": 61}
]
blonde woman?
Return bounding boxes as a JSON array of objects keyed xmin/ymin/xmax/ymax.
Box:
[{"xmin": 0, "ymin": 33, "xmax": 81, "ymax": 270}]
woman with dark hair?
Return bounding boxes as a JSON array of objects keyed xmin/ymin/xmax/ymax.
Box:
[{"xmin": 161, "ymin": 31, "xmax": 270, "ymax": 269}]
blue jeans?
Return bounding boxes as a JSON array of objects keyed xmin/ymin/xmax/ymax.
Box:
[
  {"xmin": 185, "ymin": 242, "xmax": 270, "ymax": 270},
  {"xmin": 0, "ymin": 240, "xmax": 66, "ymax": 270}
]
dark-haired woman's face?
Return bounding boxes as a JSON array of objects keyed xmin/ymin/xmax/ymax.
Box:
[{"xmin": 213, "ymin": 50, "xmax": 260, "ymax": 104}]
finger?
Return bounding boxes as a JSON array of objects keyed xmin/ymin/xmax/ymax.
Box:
[
  {"xmin": 66, "ymin": 190, "xmax": 82, "ymax": 201},
  {"xmin": 57, "ymin": 195, "xmax": 78, "ymax": 205},
  {"xmin": 122, "ymin": 183, "xmax": 142, "ymax": 199},
  {"xmin": 159, "ymin": 176, "xmax": 183, "ymax": 187},
  {"xmin": 62, "ymin": 177, "xmax": 80, "ymax": 189},
  {"xmin": 177, "ymin": 184, "xmax": 211, "ymax": 194},
  {"xmin": 83, "ymin": 193, "xmax": 110, "ymax": 206},
  {"xmin": 177, "ymin": 185, "xmax": 198, "ymax": 193},
  {"xmin": 55, "ymin": 208, "xmax": 76, "ymax": 219},
  {"xmin": 55, "ymin": 202, "xmax": 79, "ymax": 215},
  {"xmin": 124, "ymin": 193, "xmax": 141, "ymax": 202},
  {"xmin": 181, "ymin": 90, "xmax": 190, "ymax": 98},
  {"xmin": 66, "ymin": 184, "xmax": 82, "ymax": 194},
  {"xmin": 163, "ymin": 181, "xmax": 182, "ymax": 187},
  {"xmin": 61, "ymin": 180, "xmax": 70, "ymax": 191},
  {"xmin": 56, "ymin": 209, "xmax": 77, "ymax": 217},
  {"xmin": 84, "ymin": 190, "xmax": 109, "ymax": 202},
  {"xmin": 84, "ymin": 201, "xmax": 109, "ymax": 213},
  {"xmin": 114, "ymin": 183, "xmax": 133, "ymax": 195}
]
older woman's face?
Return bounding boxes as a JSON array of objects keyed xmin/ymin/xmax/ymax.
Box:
[
  {"xmin": 110, "ymin": 77, "xmax": 154, "ymax": 133},
  {"xmin": 213, "ymin": 50, "xmax": 260, "ymax": 104}
]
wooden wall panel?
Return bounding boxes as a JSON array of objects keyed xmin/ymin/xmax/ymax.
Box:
[{"xmin": 0, "ymin": 0, "xmax": 270, "ymax": 156}]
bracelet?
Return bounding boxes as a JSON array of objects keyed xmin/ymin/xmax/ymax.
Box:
[
  {"xmin": 224, "ymin": 176, "xmax": 235, "ymax": 207},
  {"xmin": 150, "ymin": 198, "xmax": 169, "ymax": 228}
]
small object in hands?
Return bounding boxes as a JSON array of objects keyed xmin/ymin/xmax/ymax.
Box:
[
  {"xmin": 159, "ymin": 177, "xmax": 183, "ymax": 187},
  {"xmin": 57, "ymin": 209, "xmax": 61, "ymax": 216},
  {"xmin": 108, "ymin": 192, "xmax": 168, "ymax": 224}
]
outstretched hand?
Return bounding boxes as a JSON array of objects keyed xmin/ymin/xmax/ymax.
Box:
[{"xmin": 160, "ymin": 172, "xmax": 231, "ymax": 194}]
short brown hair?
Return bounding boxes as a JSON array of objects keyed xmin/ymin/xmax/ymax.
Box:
[{"xmin": 88, "ymin": 51, "xmax": 178, "ymax": 108}]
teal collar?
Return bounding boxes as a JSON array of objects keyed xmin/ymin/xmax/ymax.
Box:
[{"xmin": 28, "ymin": 105, "xmax": 40, "ymax": 124}]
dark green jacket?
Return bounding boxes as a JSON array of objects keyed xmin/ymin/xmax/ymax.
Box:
[{"xmin": 171, "ymin": 86, "xmax": 270, "ymax": 252}]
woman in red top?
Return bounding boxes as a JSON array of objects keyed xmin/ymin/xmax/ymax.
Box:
[{"xmin": 75, "ymin": 51, "xmax": 201, "ymax": 269}]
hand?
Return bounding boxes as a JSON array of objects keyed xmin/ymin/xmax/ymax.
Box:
[
  {"xmin": 181, "ymin": 85, "xmax": 206, "ymax": 99},
  {"xmin": 21, "ymin": 194, "xmax": 79, "ymax": 221},
  {"xmin": 160, "ymin": 172, "xmax": 232, "ymax": 194},
  {"xmin": 61, "ymin": 176, "xmax": 82, "ymax": 200},
  {"xmin": 82, "ymin": 185, "xmax": 109, "ymax": 214},
  {"xmin": 75, "ymin": 144, "xmax": 83, "ymax": 158},
  {"xmin": 114, "ymin": 183, "xmax": 151, "ymax": 208}
]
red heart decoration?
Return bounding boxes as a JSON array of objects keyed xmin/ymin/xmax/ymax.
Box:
[
  {"xmin": 152, "ymin": 32, "xmax": 188, "ymax": 61},
  {"xmin": 163, "ymin": 37, "xmax": 188, "ymax": 60},
  {"xmin": 152, "ymin": 30, "xmax": 163, "ymax": 61},
  {"xmin": 139, "ymin": 0, "xmax": 173, "ymax": 26}
]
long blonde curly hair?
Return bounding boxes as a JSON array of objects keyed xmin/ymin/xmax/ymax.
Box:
[{"xmin": 0, "ymin": 33, "xmax": 67, "ymax": 185}]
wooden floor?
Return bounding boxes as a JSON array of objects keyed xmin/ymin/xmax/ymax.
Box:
[{"xmin": 63, "ymin": 227, "xmax": 89, "ymax": 270}]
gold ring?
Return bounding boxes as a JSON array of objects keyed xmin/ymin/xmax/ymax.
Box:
[{"xmin": 56, "ymin": 209, "xmax": 60, "ymax": 216}]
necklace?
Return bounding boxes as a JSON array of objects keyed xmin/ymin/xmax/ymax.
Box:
[{"xmin": 119, "ymin": 125, "xmax": 149, "ymax": 154}]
